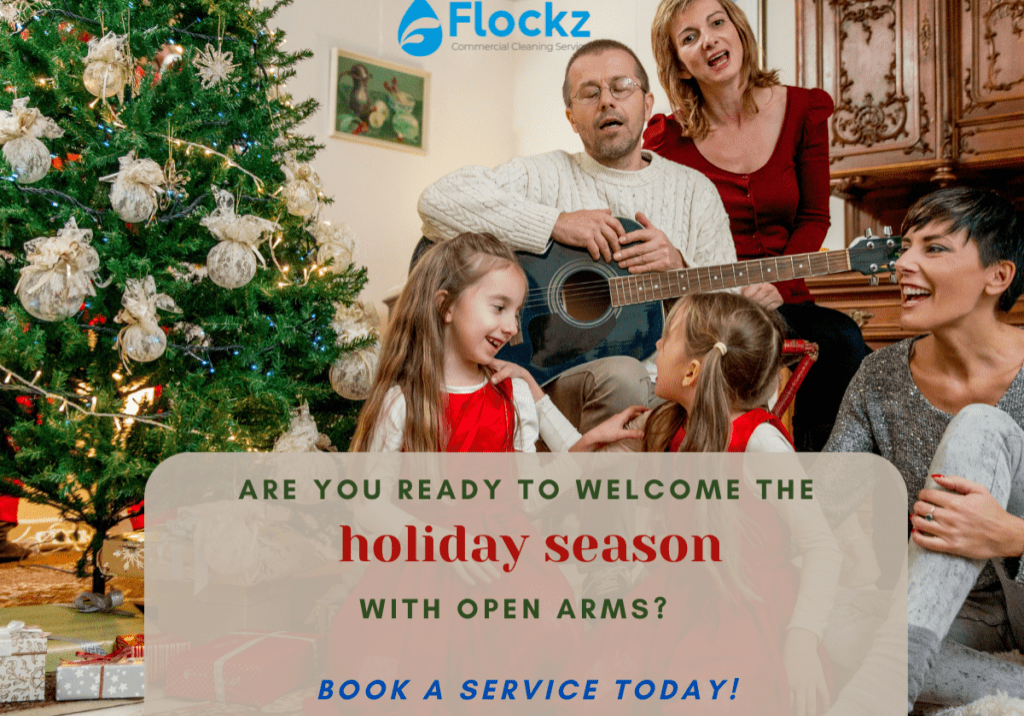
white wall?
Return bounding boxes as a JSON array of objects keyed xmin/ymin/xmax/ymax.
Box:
[{"xmin": 274, "ymin": 0, "xmax": 518, "ymax": 311}]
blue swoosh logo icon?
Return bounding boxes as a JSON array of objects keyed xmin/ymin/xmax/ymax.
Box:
[{"xmin": 399, "ymin": 0, "xmax": 442, "ymax": 57}]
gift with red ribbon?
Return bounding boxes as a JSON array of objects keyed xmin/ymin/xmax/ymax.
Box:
[
  {"xmin": 164, "ymin": 630, "xmax": 321, "ymax": 706},
  {"xmin": 55, "ymin": 647, "xmax": 144, "ymax": 700}
]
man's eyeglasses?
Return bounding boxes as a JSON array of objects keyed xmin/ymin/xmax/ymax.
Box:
[{"xmin": 572, "ymin": 77, "xmax": 644, "ymax": 105}]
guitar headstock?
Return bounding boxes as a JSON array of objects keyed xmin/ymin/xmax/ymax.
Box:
[{"xmin": 848, "ymin": 227, "xmax": 901, "ymax": 285}]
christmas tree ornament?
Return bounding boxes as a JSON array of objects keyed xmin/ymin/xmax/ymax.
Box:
[
  {"xmin": 200, "ymin": 187, "xmax": 281, "ymax": 289},
  {"xmin": 100, "ymin": 151, "xmax": 166, "ymax": 224},
  {"xmin": 192, "ymin": 42, "xmax": 238, "ymax": 89},
  {"xmin": 0, "ymin": 0, "xmax": 49, "ymax": 30},
  {"xmin": 280, "ymin": 152, "xmax": 321, "ymax": 217},
  {"xmin": 329, "ymin": 300, "xmax": 382, "ymax": 400},
  {"xmin": 114, "ymin": 275, "xmax": 182, "ymax": 366},
  {"xmin": 16, "ymin": 218, "xmax": 102, "ymax": 321},
  {"xmin": 329, "ymin": 341, "xmax": 379, "ymax": 401},
  {"xmin": 331, "ymin": 300, "xmax": 380, "ymax": 343},
  {"xmin": 273, "ymin": 403, "xmax": 333, "ymax": 452},
  {"xmin": 160, "ymin": 157, "xmax": 190, "ymax": 209},
  {"xmin": 0, "ymin": 97, "xmax": 65, "ymax": 183},
  {"xmin": 82, "ymin": 33, "xmax": 131, "ymax": 100},
  {"xmin": 313, "ymin": 220, "xmax": 356, "ymax": 274},
  {"xmin": 171, "ymin": 321, "xmax": 210, "ymax": 348}
]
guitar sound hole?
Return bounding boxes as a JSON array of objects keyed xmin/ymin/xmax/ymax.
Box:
[{"xmin": 562, "ymin": 270, "xmax": 610, "ymax": 323}]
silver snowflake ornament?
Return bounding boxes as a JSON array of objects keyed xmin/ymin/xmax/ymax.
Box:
[
  {"xmin": 0, "ymin": 0, "xmax": 49, "ymax": 29},
  {"xmin": 192, "ymin": 43, "xmax": 238, "ymax": 89}
]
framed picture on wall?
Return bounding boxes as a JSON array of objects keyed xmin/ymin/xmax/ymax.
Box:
[{"xmin": 329, "ymin": 49, "xmax": 430, "ymax": 155}]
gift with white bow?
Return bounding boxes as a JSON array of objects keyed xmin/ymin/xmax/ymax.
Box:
[
  {"xmin": 0, "ymin": 97, "xmax": 65, "ymax": 184},
  {"xmin": 16, "ymin": 218, "xmax": 104, "ymax": 321},
  {"xmin": 0, "ymin": 620, "xmax": 47, "ymax": 703},
  {"xmin": 200, "ymin": 187, "xmax": 281, "ymax": 289}
]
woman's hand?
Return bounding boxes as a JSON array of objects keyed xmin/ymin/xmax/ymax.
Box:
[
  {"xmin": 740, "ymin": 283, "xmax": 784, "ymax": 310},
  {"xmin": 911, "ymin": 473, "xmax": 1024, "ymax": 559},
  {"xmin": 783, "ymin": 627, "xmax": 830, "ymax": 716},
  {"xmin": 488, "ymin": 358, "xmax": 544, "ymax": 402},
  {"xmin": 570, "ymin": 405, "xmax": 647, "ymax": 452}
]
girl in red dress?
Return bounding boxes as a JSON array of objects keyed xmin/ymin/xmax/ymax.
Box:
[
  {"xmin": 317, "ymin": 233, "xmax": 639, "ymax": 715},
  {"xmin": 577, "ymin": 292, "xmax": 840, "ymax": 716}
]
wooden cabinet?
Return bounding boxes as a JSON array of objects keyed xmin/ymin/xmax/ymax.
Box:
[{"xmin": 797, "ymin": 0, "xmax": 1024, "ymax": 204}]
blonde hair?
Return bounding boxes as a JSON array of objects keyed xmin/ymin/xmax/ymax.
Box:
[
  {"xmin": 651, "ymin": 0, "xmax": 780, "ymax": 140},
  {"xmin": 642, "ymin": 291, "xmax": 786, "ymax": 602},
  {"xmin": 351, "ymin": 233, "xmax": 524, "ymax": 452}
]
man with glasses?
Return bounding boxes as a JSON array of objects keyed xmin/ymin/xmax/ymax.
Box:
[
  {"xmin": 418, "ymin": 40, "xmax": 738, "ymax": 432},
  {"xmin": 417, "ymin": 39, "xmax": 740, "ymax": 601}
]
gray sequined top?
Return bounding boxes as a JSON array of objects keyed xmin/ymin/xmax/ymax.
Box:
[{"xmin": 824, "ymin": 335, "xmax": 1024, "ymax": 589}]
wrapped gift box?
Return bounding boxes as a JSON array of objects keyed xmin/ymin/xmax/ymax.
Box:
[
  {"xmin": 0, "ymin": 621, "xmax": 47, "ymax": 703},
  {"xmin": 1, "ymin": 605, "xmax": 143, "ymax": 672},
  {"xmin": 138, "ymin": 633, "xmax": 191, "ymax": 684},
  {"xmin": 165, "ymin": 630, "xmax": 321, "ymax": 706},
  {"xmin": 100, "ymin": 530, "xmax": 144, "ymax": 579},
  {"xmin": 56, "ymin": 656, "xmax": 145, "ymax": 700}
]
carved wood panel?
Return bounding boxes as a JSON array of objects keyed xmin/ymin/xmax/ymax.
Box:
[
  {"xmin": 799, "ymin": 0, "xmax": 941, "ymax": 177},
  {"xmin": 957, "ymin": 0, "xmax": 1024, "ymax": 163}
]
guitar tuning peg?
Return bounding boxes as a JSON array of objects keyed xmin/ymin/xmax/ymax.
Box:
[
  {"xmin": 864, "ymin": 228, "xmax": 874, "ymax": 239},
  {"xmin": 869, "ymin": 275, "xmax": 879, "ymax": 286},
  {"xmin": 883, "ymin": 226, "xmax": 893, "ymax": 237},
  {"xmin": 889, "ymin": 273, "xmax": 898, "ymax": 284}
]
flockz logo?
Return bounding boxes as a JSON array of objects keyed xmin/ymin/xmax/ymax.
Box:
[{"xmin": 399, "ymin": 0, "xmax": 591, "ymax": 57}]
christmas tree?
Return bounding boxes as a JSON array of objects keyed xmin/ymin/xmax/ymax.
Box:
[{"xmin": 0, "ymin": 0, "xmax": 376, "ymax": 594}]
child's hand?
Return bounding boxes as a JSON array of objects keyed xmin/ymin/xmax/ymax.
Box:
[
  {"xmin": 571, "ymin": 405, "xmax": 647, "ymax": 452},
  {"xmin": 488, "ymin": 358, "xmax": 544, "ymax": 401},
  {"xmin": 451, "ymin": 559, "xmax": 502, "ymax": 587},
  {"xmin": 433, "ymin": 526, "xmax": 502, "ymax": 586},
  {"xmin": 783, "ymin": 628, "xmax": 830, "ymax": 716}
]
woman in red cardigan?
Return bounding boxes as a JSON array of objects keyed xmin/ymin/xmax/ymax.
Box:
[{"xmin": 644, "ymin": 0, "xmax": 870, "ymax": 451}]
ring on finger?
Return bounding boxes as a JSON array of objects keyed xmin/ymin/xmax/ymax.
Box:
[{"xmin": 924, "ymin": 504, "xmax": 936, "ymax": 522}]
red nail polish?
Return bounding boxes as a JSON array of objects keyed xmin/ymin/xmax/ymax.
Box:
[
  {"xmin": 911, "ymin": 528, "xmax": 917, "ymax": 534},
  {"xmin": 931, "ymin": 474, "xmax": 943, "ymax": 478}
]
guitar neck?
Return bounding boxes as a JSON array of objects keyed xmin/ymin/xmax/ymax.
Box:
[{"xmin": 608, "ymin": 250, "xmax": 853, "ymax": 306}]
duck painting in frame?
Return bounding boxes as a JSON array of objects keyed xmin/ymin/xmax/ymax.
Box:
[{"xmin": 329, "ymin": 48, "xmax": 430, "ymax": 155}]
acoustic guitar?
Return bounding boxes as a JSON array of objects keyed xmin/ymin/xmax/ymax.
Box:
[{"xmin": 498, "ymin": 218, "xmax": 900, "ymax": 385}]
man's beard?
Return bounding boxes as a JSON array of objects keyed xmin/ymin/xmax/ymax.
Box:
[{"xmin": 588, "ymin": 124, "xmax": 642, "ymax": 163}]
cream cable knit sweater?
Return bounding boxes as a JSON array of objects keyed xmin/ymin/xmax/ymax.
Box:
[{"xmin": 417, "ymin": 149, "xmax": 736, "ymax": 269}]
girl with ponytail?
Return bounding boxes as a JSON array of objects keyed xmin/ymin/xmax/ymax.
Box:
[{"xmin": 643, "ymin": 290, "xmax": 790, "ymax": 454}]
